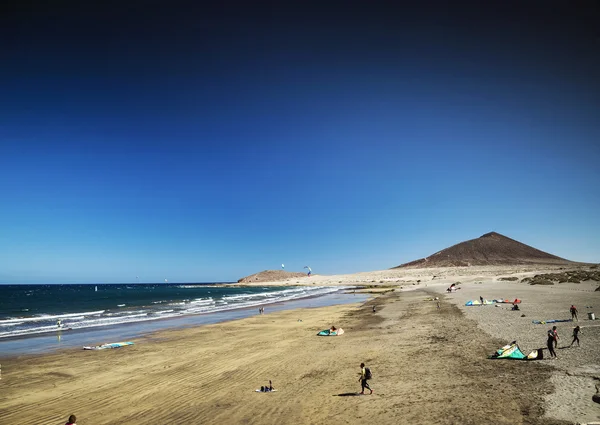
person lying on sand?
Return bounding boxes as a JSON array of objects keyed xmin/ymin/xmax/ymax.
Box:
[
  {"xmin": 260, "ymin": 381, "xmax": 275, "ymax": 392},
  {"xmin": 65, "ymin": 414, "xmax": 77, "ymax": 425}
]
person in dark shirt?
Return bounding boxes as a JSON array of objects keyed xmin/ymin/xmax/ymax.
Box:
[
  {"xmin": 547, "ymin": 327, "xmax": 558, "ymax": 358},
  {"xmin": 570, "ymin": 326, "xmax": 581, "ymax": 347}
]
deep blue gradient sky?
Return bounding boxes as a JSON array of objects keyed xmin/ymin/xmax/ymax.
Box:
[{"xmin": 1, "ymin": 2, "xmax": 599, "ymax": 283}]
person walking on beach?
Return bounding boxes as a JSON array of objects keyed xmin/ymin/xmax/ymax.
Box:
[
  {"xmin": 570, "ymin": 325, "xmax": 581, "ymax": 347},
  {"xmin": 65, "ymin": 414, "xmax": 77, "ymax": 425},
  {"xmin": 480, "ymin": 296, "xmax": 484, "ymax": 304},
  {"xmin": 358, "ymin": 363, "xmax": 373, "ymax": 395},
  {"xmin": 547, "ymin": 327, "xmax": 558, "ymax": 358},
  {"xmin": 570, "ymin": 305, "xmax": 578, "ymax": 321}
]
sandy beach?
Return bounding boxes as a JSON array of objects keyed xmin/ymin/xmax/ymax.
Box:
[{"xmin": 1, "ymin": 266, "xmax": 599, "ymax": 424}]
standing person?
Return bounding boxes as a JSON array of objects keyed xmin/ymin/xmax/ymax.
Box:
[
  {"xmin": 570, "ymin": 305, "xmax": 578, "ymax": 321},
  {"xmin": 570, "ymin": 326, "xmax": 581, "ymax": 347},
  {"xmin": 552, "ymin": 326, "xmax": 559, "ymax": 348},
  {"xmin": 479, "ymin": 296, "xmax": 484, "ymax": 304},
  {"xmin": 358, "ymin": 363, "xmax": 373, "ymax": 395},
  {"xmin": 65, "ymin": 414, "xmax": 77, "ymax": 425},
  {"xmin": 547, "ymin": 327, "xmax": 558, "ymax": 358},
  {"xmin": 57, "ymin": 319, "xmax": 62, "ymax": 329}
]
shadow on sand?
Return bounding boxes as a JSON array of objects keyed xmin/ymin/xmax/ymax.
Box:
[{"xmin": 334, "ymin": 392, "xmax": 362, "ymax": 397}]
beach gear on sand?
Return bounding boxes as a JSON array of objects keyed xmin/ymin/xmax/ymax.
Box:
[
  {"xmin": 465, "ymin": 300, "xmax": 493, "ymax": 306},
  {"xmin": 83, "ymin": 342, "xmax": 134, "ymax": 350},
  {"xmin": 488, "ymin": 341, "xmax": 543, "ymax": 360},
  {"xmin": 467, "ymin": 299, "xmax": 521, "ymax": 306},
  {"xmin": 317, "ymin": 328, "xmax": 344, "ymax": 336},
  {"xmin": 532, "ymin": 319, "xmax": 573, "ymax": 325}
]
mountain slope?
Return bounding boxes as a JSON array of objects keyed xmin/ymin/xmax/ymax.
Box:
[
  {"xmin": 237, "ymin": 270, "xmax": 307, "ymax": 283},
  {"xmin": 395, "ymin": 232, "xmax": 574, "ymax": 268}
]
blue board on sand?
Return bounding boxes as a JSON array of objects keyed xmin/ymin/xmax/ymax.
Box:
[
  {"xmin": 83, "ymin": 342, "xmax": 134, "ymax": 350},
  {"xmin": 532, "ymin": 319, "xmax": 573, "ymax": 324}
]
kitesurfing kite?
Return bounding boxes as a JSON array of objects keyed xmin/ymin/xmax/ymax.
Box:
[
  {"xmin": 304, "ymin": 266, "xmax": 312, "ymax": 276},
  {"xmin": 281, "ymin": 264, "xmax": 285, "ymax": 269}
]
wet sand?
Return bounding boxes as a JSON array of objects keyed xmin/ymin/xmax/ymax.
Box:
[{"xmin": 4, "ymin": 272, "xmax": 597, "ymax": 424}]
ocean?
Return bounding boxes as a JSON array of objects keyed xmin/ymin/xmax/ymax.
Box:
[{"xmin": 0, "ymin": 283, "xmax": 345, "ymax": 340}]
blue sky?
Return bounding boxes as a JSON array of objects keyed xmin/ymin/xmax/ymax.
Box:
[{"xmin": 1, "ymin": 2, "xmax": 599, "ymax": 283}]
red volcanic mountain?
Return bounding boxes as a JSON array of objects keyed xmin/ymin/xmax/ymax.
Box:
[{"xmin": 395, "ymin": 232, "xmax": 574, "ymax": 268}]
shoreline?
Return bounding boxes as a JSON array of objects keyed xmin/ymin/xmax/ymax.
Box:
[
  {"xmin": 2, "ymin": 265, "xmax": 598, "ymax": 424},
  {"xmin": 0, "ymin": 290, "xmax": 369, "ymax": 357}
]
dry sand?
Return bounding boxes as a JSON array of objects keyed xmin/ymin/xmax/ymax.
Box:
[
  {"xmin": 1, "ymin": 265, "xmax": 599, "ymax": 424},
  {"xmin": 429, "ymin": 279, "xmax": 600, "ymax": 424}
]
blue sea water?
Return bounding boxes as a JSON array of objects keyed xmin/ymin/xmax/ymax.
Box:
[{"xmin": 0, "ymin": 283, "xmax": 344, "ymax": 340}]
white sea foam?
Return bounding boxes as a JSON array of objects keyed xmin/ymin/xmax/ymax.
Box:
[
  {"xmin": 0, "ymin": 310, "xmax": 106, "ymax": 324},
  {"xmin": 0, "ymin": 286, "xmax": 346, "ymax": 339},
  {"xmin": 0, "ymin": 321, "xmax": 24, "ymax": 327},
  {"xmin": 190, "ymin": 298, "xmax": 214, "ymax": 305}
]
